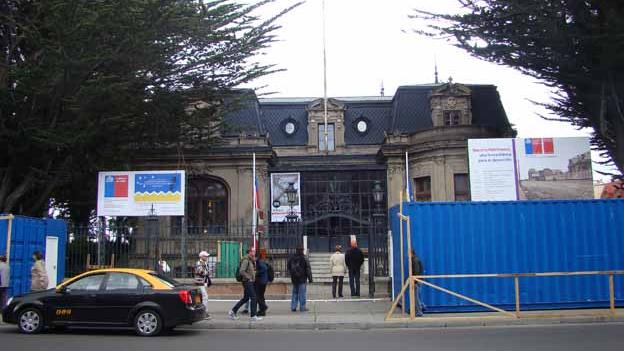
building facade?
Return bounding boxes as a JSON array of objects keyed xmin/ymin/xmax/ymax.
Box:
[{"xmin": 137, "ymin": 81, "xmax": 515, "ymax": 253}]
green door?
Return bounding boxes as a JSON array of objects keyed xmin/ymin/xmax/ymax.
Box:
[{"xmin": 217, "ymin": 241, "xmax": 241, "ymax": 278}]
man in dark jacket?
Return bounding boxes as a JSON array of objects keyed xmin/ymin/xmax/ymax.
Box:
[
  {"xmin": 345, "ymin": 240, "xmax": 364, "ymax": 297},
  {"xmin": 255, "ymin": 249, "xmax": 270, "ymax": 316},
  {"xmin": 228, "ymin": 249, "xmax": 262, "ymax": 321},
  {"xmin": 411, "ymin": 249, "xmax": 425, "ymax": 317},
  {"xmin": 287, "ymin": 247, "xmax": 313, "ymax": 312}
]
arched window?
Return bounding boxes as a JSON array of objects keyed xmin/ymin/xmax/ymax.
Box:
[{"xmin": 187, "ymin": 177, "xmax": 228, "ymax": 229}]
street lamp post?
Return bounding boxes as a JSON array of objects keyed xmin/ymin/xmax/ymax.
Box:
[
  {"xmin": 369, "ymin": 180, "xmax": 384, "ymax": 298},
  {"xmin": 285, "ymin": 182, "xmax": 299, "ymax": 223},
  {"xmin": 284, "ymin": 182, "xmax": 300, "ymax": 252},
  {"xmin": 146, "ymin": 204, "xmax": 158, "ymax": 270}
]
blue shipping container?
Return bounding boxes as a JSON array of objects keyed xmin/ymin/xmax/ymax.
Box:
[
  {"xmin": 391, "ymin": 199, "xmax": 624, "ymax": 312},
  {"xmin": 0, "ymin": 215, "xmax": 67, "ymax": 297}
]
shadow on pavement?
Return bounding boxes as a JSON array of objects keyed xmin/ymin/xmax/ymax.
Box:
[{"xmin": 0, "ymin": 325, "xmax": 201, "ymax": 337}]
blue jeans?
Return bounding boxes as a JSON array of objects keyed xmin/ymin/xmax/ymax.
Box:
[
  {"xmin": 291, "ymin": 283, "xmax": 307, "ymax": 311},
  {"xmin": 415, "ymin": 283, "xmax": 424, "ymax": 316},
  {"xmin": 232, "ymin": 281, "xmax": 257, "ymax": 317},
  {"xmin": 348, "ymin": 269, "xmax": 361, "ymax": 296}
]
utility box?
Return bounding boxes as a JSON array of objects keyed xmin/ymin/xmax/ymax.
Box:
[{"xmin": 0, "ymin": 215, "xmax": 67, "ymax": 297}]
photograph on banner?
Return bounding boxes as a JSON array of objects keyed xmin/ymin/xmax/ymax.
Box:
[
  {"xmin": 97, "ymin": 170, "xmax": 185, "ymax": 216},
  {"xmin": 515, "ymin": 137, "xmax": 593, "ymax": 200},
  {"xmin": 467, "ymin": 138, "xmax": 519, "ymax": 201},
  {"xmin": 270, "ymin": 172, "xmax": 301, "ymax": 222}
]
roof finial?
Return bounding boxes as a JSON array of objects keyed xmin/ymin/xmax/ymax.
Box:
[
  {"xmin": 448, "ymin": 76, "xmax": 453, "ymax": 85},
  {"xmin": 380, "ymin": 80, "xmax": 385, "ymax": 97},
  {"xmin": 434, "ymin": 55, "xmax": 439, "ymax": 84}
]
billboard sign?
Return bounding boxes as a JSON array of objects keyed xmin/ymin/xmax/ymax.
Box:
[
  {"xmin": 468, "ymin": 138, "xmax": 519, "ymax": 201},
  {"xmin": 515, "ymin": 137, "xmax": 593, "ymax": 200},
  {"xmin": 468, "ymin": 137, "xmax": 593, "ymax": 201},
  {"xmin": 97, "ymin": 170, "xmax": 185, "ymax": 216},
  {"xmin": 270, "ymin": 172, "xmax": 301, "ymax": 222}
]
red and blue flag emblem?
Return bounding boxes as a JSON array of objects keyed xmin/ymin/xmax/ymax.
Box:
[{"xmin": 104, "ymin": 175, "xmax": 128, "ymax": 198}]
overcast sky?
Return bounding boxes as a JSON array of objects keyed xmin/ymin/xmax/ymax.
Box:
[{"xmin": 248, "ymin": 0, "xmax": 618, "ymax": 181}]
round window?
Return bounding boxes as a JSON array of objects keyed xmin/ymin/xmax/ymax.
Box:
[
  {"xmin": 285, "ymin": 122, "xmax": 296, "ymax": 135},
  {"xmin": 356, "ymin": 120, "xmax": 368, "ymax": 133}
]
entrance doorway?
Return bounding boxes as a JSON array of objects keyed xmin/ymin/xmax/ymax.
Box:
[{"xmin": 299, "ymin": 170, "xmax": 386, "ymax": 252}]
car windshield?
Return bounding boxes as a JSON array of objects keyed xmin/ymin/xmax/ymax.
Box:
[{"xmin": 148, "ymin": 273, "xmax": 181, "ymax": 287}]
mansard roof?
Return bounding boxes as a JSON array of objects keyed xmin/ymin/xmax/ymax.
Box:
[{"xmin": 221, "ymin": 83, "xmax": 513, "ymax": 146}]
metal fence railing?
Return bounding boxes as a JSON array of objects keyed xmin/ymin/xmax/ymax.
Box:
[{"xmin": 65, "ymin": 221, "xmax": 389, "ymax": 280}]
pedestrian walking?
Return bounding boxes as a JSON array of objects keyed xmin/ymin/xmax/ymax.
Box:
[
  {"xmin": 31, "ymin": 251, "xmax": 49, "ymax": 291},
  {"xmin": 329, "ymin": 245, "xmax": 347, "ymax": 298},
  {"xmin": 0, "ymin": 254, "xmax": 9, "ymax": 308},
  {"xmin": 228, "ymin": 249, "xmax": 262, "ymax": 321},
  {"xmin": 345, "ymin": 239, "xmax": 364, "ymax": 297},
  {"xmin": 195, "ymin": 251, "xmax": 212, "ymax": 319},
  {"xmin": 254, "ymin": 249, "xmax": 271, "ymax": 316},
  {"xmin": 411, "ymin": 249, "xmax": 425, "ymax": 317},
  {"xmin": 287, "ymin": 246, "xmax": 313, "ymax": 312}
]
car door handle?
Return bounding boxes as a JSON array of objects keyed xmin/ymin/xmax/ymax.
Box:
[{"xmin": 89, "ymin": 294, "xmax": 97, "ymax": 298}]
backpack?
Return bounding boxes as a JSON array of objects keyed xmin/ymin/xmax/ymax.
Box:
[
  {"xmin": 290, "ymin": 256, "xmax": 306, "ymax": 279},
  {"xmin": 235, "ymin": 259, "xmax": 244, "ymax": 282},
  {"xmin": 267, "ymin": 263, "xmax": 275, "ymax": 283}
]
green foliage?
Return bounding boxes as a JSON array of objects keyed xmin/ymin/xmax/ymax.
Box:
[
  {"xmin": 0, "ymin": 0, "xmax": 300, "ymax": 219},
  {"xmin": 413, "ymin": 0, "xmax": 624, "ymax": 176}
]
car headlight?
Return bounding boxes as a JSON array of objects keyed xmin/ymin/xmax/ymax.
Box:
[{"xmin": 6, "ymin": 297, "xmax": 13, "ymax": 306}]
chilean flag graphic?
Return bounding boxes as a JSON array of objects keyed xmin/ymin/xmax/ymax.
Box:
[{"xmin": 104, "ymin": 175, "xmax": 129, "ymax": 198}]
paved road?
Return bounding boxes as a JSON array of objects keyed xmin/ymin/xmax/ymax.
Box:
[{"xmin": 1, "ymin": 323, "xmax": 624, "ymax": 351}]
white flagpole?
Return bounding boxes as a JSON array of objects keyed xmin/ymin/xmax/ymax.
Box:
[
  {"xmin": 252, "ymin": 153, "xmax": 257, "ymax": 251},
  {"xmin": 405, "ymin": 151, "xmax": 410, "ymax": 201},
  {"xmin": 322, "ymin": 0, "xmax": 328, "ymax": 154}
]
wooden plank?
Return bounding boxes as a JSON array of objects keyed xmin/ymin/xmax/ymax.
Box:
[
  {"xmin": 412, "ymin": 271, "xmax": 624, "ymax": 279},
  {"xmin": 609, "ymin": 274, "xmax": 615, "ymax": 315},
  {"xmin": 5, "ymin": 215, "xmax": 13, "ymax": 264},
  {"xmin": 514, "ymin": 276, "xmax": 520, "ymax": 317},
  {"xmin": 406, "ymin": 217, "xmax": 415, "ymax": 320},
  {"xmin": 385, "ymin": 279, "xmax": 411, "ymax": 321},
  {"xmin": 415, "ymin": 278, "xmax": 517, "ymax": 318}
]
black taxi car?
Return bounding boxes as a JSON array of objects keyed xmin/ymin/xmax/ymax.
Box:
[{"xmin": 2, "ymin": 268, "xmax": 205, "ymax": 336}]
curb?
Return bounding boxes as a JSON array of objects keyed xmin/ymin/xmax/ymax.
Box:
[{"xmin": 187, "ymin": 315, "xmax": 624, "ymax": 331}]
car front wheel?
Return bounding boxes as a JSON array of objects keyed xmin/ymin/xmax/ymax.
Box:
[
  {"xmin": 18, "ymin": 308, "xmax": 44, "ymax": 334},
  {"xmin": 134, "ymin": 309, "xmax": 162, "ymax": 336}
]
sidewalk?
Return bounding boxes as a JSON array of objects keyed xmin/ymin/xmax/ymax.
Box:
[{"xmin": 193, "ymin": 299, "xmax": 624, "ymax": 330}]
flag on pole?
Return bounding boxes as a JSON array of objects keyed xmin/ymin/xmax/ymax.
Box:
[
  {"xmin": 405, "ymin": 151, "xmax": 414, "ymax": 202},
  {"xmin": 252, "ymin": 153, "xmax": 259, "ymax": 251}
]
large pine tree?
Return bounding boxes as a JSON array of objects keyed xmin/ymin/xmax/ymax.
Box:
[
  {"xmin": 413, "ymin": 0, "xmax": 624, "ymax": 176},
  {"xmin": 0, "ymin": 0, "xmax": 300, "ymax": 220}
]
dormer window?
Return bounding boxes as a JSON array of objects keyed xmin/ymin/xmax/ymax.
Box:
[
  {"xmin": 443, "ymin": 110, "xmax": 461, "ymax": 126},
  {"xmin": 429, "ymin": 81, "xmax": 472, "ymax": 127}
]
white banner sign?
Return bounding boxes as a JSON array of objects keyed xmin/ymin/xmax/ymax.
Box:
[
  {"xmin": 270, "ymin": 172, "xmax": 301, "ymax": 222},
  {"xmin": 468, "ymin": 138, "xmax": 519, "ymax": 201},
  {"xmin": 97, "ymin": 170, "xmax": 185, "ymax": 216},
  {"xmin": 468, "ymin": 137, "xmax": 593, "ymax": 201}
]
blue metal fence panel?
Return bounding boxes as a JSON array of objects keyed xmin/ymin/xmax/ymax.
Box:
[
  {"xmin": 0, "ymin": 215, "xmax": 67, "ymax": 297},
  {"xmin": 391, "ymin": 199, "xmax": 624, "ymax": 312}
]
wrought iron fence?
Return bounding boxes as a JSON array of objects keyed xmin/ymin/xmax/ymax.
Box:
[{"xmin": 65, "ymin": 221, "xmax": 388, "ymax": 279}]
